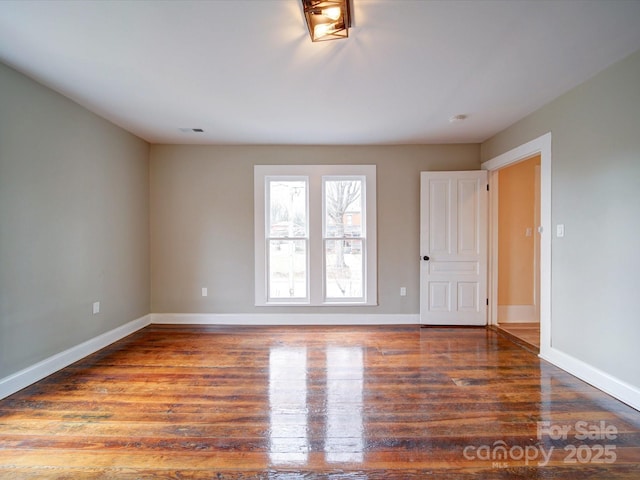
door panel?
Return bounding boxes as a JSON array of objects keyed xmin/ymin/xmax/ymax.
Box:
[{"xmin": 420, "ymin": 171, "xmax": 488, "ymax": 325}]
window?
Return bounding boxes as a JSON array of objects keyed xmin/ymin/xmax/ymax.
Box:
[
  {"xmin": 255, "ymin": 165, "xmax": 377, "ymax": 306},
  {"xmin": 266, "ymin": 178, "xmax": 308, "ymax": 301}
]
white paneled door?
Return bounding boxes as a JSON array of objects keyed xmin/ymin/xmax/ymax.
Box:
[{"xmin": 420, "ymin": 171, "xmax": 488, "ymax": 325}]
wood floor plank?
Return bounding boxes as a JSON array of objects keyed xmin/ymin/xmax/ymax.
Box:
[{"xmin": 1, "ymin": 325, "xmax": 639, "ymax": 478}]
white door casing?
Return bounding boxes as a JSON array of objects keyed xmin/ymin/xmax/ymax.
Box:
[
  {"xmin": 420, "ymin": 171, "xmax": 488, "ymax": 325},
  {"xmin": 482, "ymin": 132, "xmax": 552, "ymax": 356}
]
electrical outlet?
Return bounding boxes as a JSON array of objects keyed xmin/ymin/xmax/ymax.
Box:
[
  {"xmin": 202, "ymin": 287, "xmax": 208, "ymax": 297},
  {"xmin": 92, "ymin": 301, "xmax": 100, "ymax": 314},
  {"xmin": 400, "ymin": 287, "xmax": 407, "ymax": 297}
]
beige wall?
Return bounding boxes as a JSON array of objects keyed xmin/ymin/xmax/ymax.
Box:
[
  {"xmin": 481, "ymin": 49, "xmax": 640, "ymax": 387},
  {"xmin": 498, "ymin": 155, "xmax": 540, "ymax": 306},
  {"xmin": 150, "ymin": 145, "xmax": 480, "ymax": 315},
  {"xmin": 0, "ymin": 63, "xmax": 150, "ymax": 378}
]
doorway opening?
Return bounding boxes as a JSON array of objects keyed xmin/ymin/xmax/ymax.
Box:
[
  {"xmin": 494, "ymin": 155, "xmax": 541, "ymax": 351},
  {"xmin": 482, "ymin": 133, "xmax": 552, "ymax": 357}
]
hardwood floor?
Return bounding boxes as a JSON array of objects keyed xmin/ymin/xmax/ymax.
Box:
[
  {"xmin": 1, "ymin": 325, "xmax": 639, "ymax": 479},
  {"xmin": 495, "ymin": 322, "xmax": 541, "ymax": 352}
]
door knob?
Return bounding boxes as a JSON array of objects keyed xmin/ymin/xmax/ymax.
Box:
[{"xmin": 423, "ymin": 256, "xmax": 430, "ymax": 261}]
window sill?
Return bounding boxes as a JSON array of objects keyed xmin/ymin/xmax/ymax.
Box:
[{"xmin": 257, "ymin": 301, "xmax": 378, "ymax": 307}]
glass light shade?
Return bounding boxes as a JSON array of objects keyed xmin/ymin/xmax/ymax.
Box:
[
  {"xmin": 322, "ymin": 7, "xmax": 341, "ymax": 21},
  {"xmin": 302, "ymin": 0, "xmax": 351, "ymax": 42}
]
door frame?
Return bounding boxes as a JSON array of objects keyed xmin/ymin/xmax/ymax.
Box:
[{"xmin": 481, "ymin": 132, "xmax": 551, "ymax": 357}]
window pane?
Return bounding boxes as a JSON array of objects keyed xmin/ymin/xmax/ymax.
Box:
[
  {"xmin": 269, "ymin": 240, "xmax": 307, "ymax": 299},
  {"xmin": 325, "ymin": 239, "xmax": 363, "ymax": 299},
  {"xmin": 324, "ymin": 179, "xmax": 362, "ymax": 238},
  {"xmin": 256, "ymin": 165, "xmax": 376, "ymax": 307},
  {"xmin": 269, "ymin": 180, "xmax": 306, "ymax": 238}
]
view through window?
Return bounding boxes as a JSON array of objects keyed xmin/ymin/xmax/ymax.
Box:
[{"xmin": 255, "ymin": 165, "xmax": 376, "ymax": 306}]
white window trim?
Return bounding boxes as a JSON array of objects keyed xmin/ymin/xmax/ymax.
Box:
[{"xmin": 255, "ymin": 165, "xmax": 377, "ymax": 306}]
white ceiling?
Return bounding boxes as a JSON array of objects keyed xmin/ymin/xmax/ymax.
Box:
[{"xmin": 1, "ymin": 0, "xmax": 640, "ymax": 145}]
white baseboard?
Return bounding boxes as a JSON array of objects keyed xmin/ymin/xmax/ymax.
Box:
[
  {"xmin": 151, "ymin": 313, "xmax": 420, "ymax": 326},
  {"xmin": 498, "ymin": 304, "xmax": 537, "ymax": 323},
  {"xmin": 0, "ymin": 314, "xmax": 151, "ymax": 400},
  {"xmin": 540, "ymin": 347, "xmax": 640, "ymax": 412}
]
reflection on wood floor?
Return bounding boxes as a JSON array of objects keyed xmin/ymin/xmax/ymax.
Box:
[
  {"xmin": 1, "ymin": 324, "xmax": 639, "ymax": 479},
  {"xmin": 496, "ymin": 322, "xmax": 541, "ymax": 352}
]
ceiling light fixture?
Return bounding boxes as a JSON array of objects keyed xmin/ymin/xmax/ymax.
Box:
[{"xmin": 302, "ymin": 0, "xmax": 352, "ymax": 42}]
